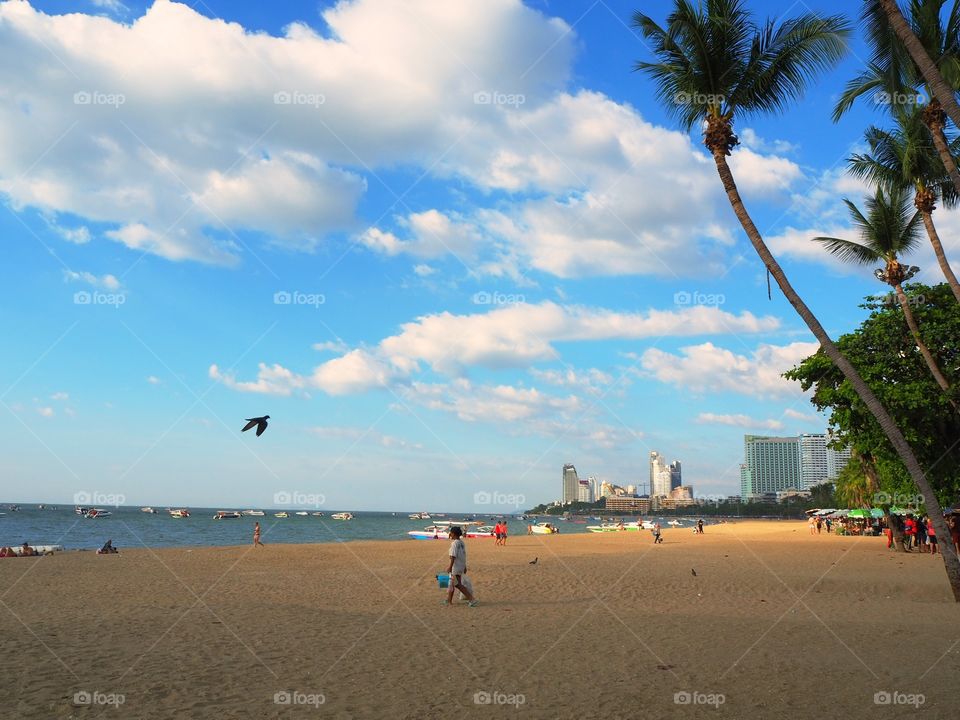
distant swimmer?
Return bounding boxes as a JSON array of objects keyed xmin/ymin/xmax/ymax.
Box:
[{"xmin": 241, "ymin": 415, "xmax": 270, "ymax": 437}]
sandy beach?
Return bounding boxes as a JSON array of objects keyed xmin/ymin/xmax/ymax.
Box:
[{"xmin": 0, "ymin": 520, "xmax": 957, "ymax": 719}]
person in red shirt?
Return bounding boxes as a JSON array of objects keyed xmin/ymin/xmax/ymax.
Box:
[
  {"xmin": 904, "ymin": 516, "xmax": 917, "ymax": 550},
  {"xmin": 927, "ymin": 518, "xmax": 938, "ymax": 555}
]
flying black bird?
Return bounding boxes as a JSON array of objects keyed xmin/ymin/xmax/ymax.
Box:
[
  {"xmin": 242, "ymin": 415, "xmax": 270, "ymax": 437},
  {"xmin": 529, "ymin": 557, "xmax": 538, "ymax": 565},
  {"xmin": 691, "ymin": 568, "xmax": 697, "ymax": 577}
]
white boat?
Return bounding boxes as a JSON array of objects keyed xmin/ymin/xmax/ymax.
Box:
[
  {"xmin": 140, "ymin": 507, "xmax": 158, "ymax": 514},
  {"xmin": 169, "ymin": 509, "xmax": 190, "ymax": 518},
  {"xmin": 241, "ymin": 510, "xmax": 265, "ymax": 516},
  {"xmin": 294, "ymin": 511, "xmax": 309, "ymax": 516},
  {"xmin": 667, "ymin": 520, "xmax": 682, "ymax": 526},
  {"xmin": 274, "ymin": 511, "xmax": 288, "ymax": 518},
  {"xmin": 213, "ymin": 511, "xmax": 241, "ymax": 519},
  {"xmin": 586, "ymin": 520, "xmax": 655, "ymax": 533},
  {"xmin": 85, "ymin": 508, "xmax": 111, "ymax": 519},
  {"xmin": 311, "ymin": 512, "xmax": 324, "ymax": 517},
  {"xmin": 408, "ymin": 524, "xmax": 455, "ymax": 540},
  {"xmin": 530, "ymin": 522, "xmax": 558, "ymax": 534},
  {"xmin": 75, "ymin": 506, "xmax": 90, "ymax": 515},
  {"xmin": 331, "ymin": 512, "xmax": 354, "ymax": 520},
  {"xmin": 408, "ymin": 511, "xmax": 431, "ymax": 520},
  {"xmin": 466, "ymin": 525, "xmax": 496, "ymax": 539}
]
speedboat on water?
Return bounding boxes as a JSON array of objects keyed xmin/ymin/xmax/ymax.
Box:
[
  {"xmin": 465, "ymin": 525, "xmax": 496, "ymax": 538},
  {"xmin": 586, "ymin": 520, "xmax": 655, "ymax": 533},
  {"xmin": 140, "ymin": 507, "xmax": 158, "ymax": 514},
  {"xmin": 169, "ymin": 509, "xmax": 190, "ymax": 518},
  {"xmin": 75, "ymin": 506, "xmax": 90, "ymax": 515},
  {"xmin": 311, "ymin": 512, "xmax": 324, "ymax": 517},
  {"xmin": 331, "ymin": 512, "xmax": 353, "ymax": 520},
  {"xmin": 530, "ymin": 522, "xmax": 559, "ymax": 535},
  {"xmin": 274, "ymin": 511, "xmax": 288, "ymax": 518},
  {"xmin": 213, "ymin": 511, "xmax": 241, "ymax": 519},
  {"xmin": 294, "ymin": 511, "xmax": 309, "ymax": 516},
  {"xmin": 85, "ymin": 508, "xmax": 111, "ymax": 519},
  {"xmin": 408, "ymin": 511, "xmax": 431, "ymax": 520},
  {"xmin": 408, "ymin": 525, "xmax": 452, "ymax": 540},
  {"xmin": 242, "ymin": 510, "xmax": 264, "ymax": 516}
]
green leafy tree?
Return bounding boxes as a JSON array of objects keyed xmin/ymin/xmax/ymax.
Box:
[{"xmin": 635, "ymin": 0, "xmax": 960, "ymax": 598}]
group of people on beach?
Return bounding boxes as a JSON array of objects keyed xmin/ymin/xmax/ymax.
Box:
[
  {"xmin": 493, "ymin": 520, "xmax": 508, "ymax": 546},
  {"xmin": 0, "ymin": 542, "xmax": 35, "ymax": 557}
]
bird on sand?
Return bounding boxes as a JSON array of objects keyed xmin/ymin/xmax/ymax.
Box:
[
  {"xmin": 242, "ymin": 415, "xmax": 270, "ymax": 437},
  {"xmin": 691, "ymin": 568, "xmax": 697, "ymax": 577},
  {"xmin": 529, "ymin": 557, "xmax": 538, "ymax": 565}
]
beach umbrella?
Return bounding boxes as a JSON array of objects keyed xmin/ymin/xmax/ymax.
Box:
[
  {"xmin": 870, "ymin": 509, "xmax": 885, "ymax": 518},
  {"xmin": 848, "ymin": 509, "xmax": 870, "ymax": 518}
]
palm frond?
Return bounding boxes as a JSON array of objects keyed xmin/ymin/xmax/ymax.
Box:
[{"xmin": 812, "ymin": 236, "xmax": 882, "ymax": 265}]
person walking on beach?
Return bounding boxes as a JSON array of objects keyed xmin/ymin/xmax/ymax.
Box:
[
  {"xmin": 927, "ymin": 517, "xmax": 938, "ymax": 555},
  {"xmin": 253, "ymin": 522, "xmax": 264, "ymax": 547},
  {"xmin": 815, "ymin": 516, "xmax": 822, "ymax": 534},
  {"xmin": 444, "ymin": 527, "xmax": 477, "ymax": 607},
  {"xmin": 653, "ymin": 522, "xmax": 663, "ymax": 544},
  {"xmin": 696, "ymin": 518, "xmax": 704, "ymax": 534},
  {"xmin": 949, "ymin": 515, "xmax": 960, "ymax": 555},
  {"xmin": 500, "ymin": 520, "xmax": 508, "ymax": 546},
  {"xmin": 915, "ymin": 515, "xmax": 928, "ymax": 553}
]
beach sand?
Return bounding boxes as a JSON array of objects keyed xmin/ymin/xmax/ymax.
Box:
[{"xmin": 0, "ymin": 520, "xmax": 957, "ymax": 719}]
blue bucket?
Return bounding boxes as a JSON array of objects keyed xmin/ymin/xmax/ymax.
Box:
[{"xmin": 436, "ymin": 573, "xmax": 450, "ymax": 588}]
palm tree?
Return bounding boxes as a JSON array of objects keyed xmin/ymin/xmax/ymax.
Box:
[
  {"xmin": 847, "ymin": 107, "xmax": 960, "ymax": 301},
  {"xmin": 814, "ymin": 186, "xmax": 957, "ymax": 399},
  {"xmin": 867, "ymin": 1, "xmax": 960, "ymax": 194},
  {"xmin": 634, "ymin": 0, "xmax": 960, "ymax": 600}
]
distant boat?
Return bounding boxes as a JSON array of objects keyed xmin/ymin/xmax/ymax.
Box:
[
  {"xmin": 586, "ymin": 520, "xmax": 655, "ymax": 533},
  {"xmin": 311, "ymin": 512, "xmax": 324, "ymax": 517},
  {"xmin": 294, "ymin": 511, "xmax": 309, "ymax": 516},
  {"xmin": 169, "ymin": 509, "xmax": 190, "ymax": 518},
  {"xmin": 213, "ymin": 511, "xmax": 242, "ymax": 520},
  {"xmin": 241, "ymin": 510, "xmax": 264, "ymax": 516},
  {"xmin": 530, "ymin": 522, "xmax": 558, "ymax": 535},
  {"xmin": 140, "ymin": 507, "xmax": 158, "ymax": 514},
  {"xmin": 331, "ymin": 512, "xmax": 354, "ymax": 520},
  {"xmin": 408, "ymin": 511, "xmax": 431, "ymax": 520},
  {"xmin": 274, "ymin": 512, "xmax": 288, "ymax": 518},
  {"xmin": 75, "ymin": 506, "xmax": 90, "ymax": 516},
  {"xmin": 466, "ymin": 525, "xmax": 496, "ymax": 539},
  {"xmin": 85, "ymin": 508, "xmax": 111, "ymax": 519},
  {"xmin": 408, "ymin": 525, "xmax": 450, "ymax": 540}
]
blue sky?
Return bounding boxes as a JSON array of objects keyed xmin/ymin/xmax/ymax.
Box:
[{"xmin": 2, "ymin": 0, "xmax": 956, "ymax": 511}]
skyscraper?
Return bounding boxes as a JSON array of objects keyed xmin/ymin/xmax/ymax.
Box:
[
  {"xmin": 577, "ymin": 478, "xmax": 594, "ymax": 503},
  {"xmin": 669, "ymin": 461, "xmax": 682, "ymax": 491},
  {"xmin": 649, "ymin": 451, "xmax": 673, "ymax": 497},
  {"xmin": 741, "ymin": 435, "xmax": 802, "ymax": 498},
  {"xmin": 801, "ymin": 433, "xmax": 853, "ymax": 488},
  {"xmin": 562, "ymin": 463, "xmax": 580, "ymax": 504}
]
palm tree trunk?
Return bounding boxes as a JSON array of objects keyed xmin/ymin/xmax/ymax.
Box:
[
  {"xmin": 711, "ymin": 150, "xmax": 960, "ymax": 601},
  {"xmin": 927, "ymin": 120, "xmax": 960, "ymax": 209},
  {"xmin": 893, "ymin": 282, "xmax": 957, "ymax": 401},
  {"xmin": 920, "ymin": 207, "xmax": 960, "ymax": 303},
  {"xmin": 878, "ymin": 0, "xmax": 960, "ymax": 129}
]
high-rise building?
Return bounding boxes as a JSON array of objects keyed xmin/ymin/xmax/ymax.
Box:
[
  {"xmin": 649, "ymin": 451, "xmax": 674, "ymax": 497},
  {"xmin": 800, "ymin": 433, "xmax": 853, "ymax": 489},
  {"xmin": 669, "ymin": 461, "xmax": 682, "ymax": 491},
  {"xmin": 577, "ymin": 478, "xmax": 594, "ymax": 503},
  {"xmin": 741, "ymin": 435, "xmax": 802, "ymax": 499},
  {"xmin": 562, "ymin": 463, "xmax": 580, "ymax": 504}
]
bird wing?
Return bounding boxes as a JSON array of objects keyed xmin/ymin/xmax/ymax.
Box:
[
  {"xmin": 242, "ymin": 420, "xmax": 258, "ymax": 432},
  {"xmin": 255, "ymin": 419, "xmax": 268, "ymax": 436}
]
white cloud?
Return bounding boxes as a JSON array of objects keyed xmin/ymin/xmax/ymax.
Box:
[
  {"xmin": 312, "ymin": 340, "xmax": 348, "ymax": 353},
  {"xmin": 529, "ymin": 367, "xmax": 613, "ymax": 395},
  {"xmin": 146, "ymin": 375, "xmax": 161, "ymax": 385},
  {"xmin": 91, "ymin": 0, "xmax": 128, "ymax": 13},
  {"xmin": 51, "ymin": 392, "xmax": 69, "ymax": 401},
  {"xmin": 783, "ymin": 408, "xmax": 821, "ymax": 422},
  {"xmin": 641, "ymin": 341, "xmax": 819, "ymax": 398},
  {"xmin": 63, "ymin": 269, "xmax": 122, "ymax": 290},
  {"xmin": 696, "ymin": 412, "xmax": 784, "ymax": 430},
  {"xmin": 37, "ymin": 406, "xmax": 54, "ymax": 417},
  {"xmin": 739, "ymin": 128, "xmax": 797, "ymax": 155},
  {"xmin": 213, "ymin": 301, "xmax": 781, "ymax": 396},
  {"xmin": 0, "ymin": 1, "xmax": 802, "ymax": 280}
]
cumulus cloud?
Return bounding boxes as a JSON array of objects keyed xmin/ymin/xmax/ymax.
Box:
[
  {"xmin": 211, "ymin": 302, "xmax": 781, "ymax": 396},
  {"xmin": 37, "ymin": 406, "xmax": 54, "ymax": 417},
  {"xmin": 63, "ymin": 269, "xmax": 121, "ymax": 290},
  {"xmin": 696, "ymin": 412, "xmax": 785, "ymax": 430},
  {"xmin": 641, "ymin": 341, "xmax": 819, "ymax": 398},
  {"xmin": 0, "ymin": 1, "xmax": 802, "ymax": 279}
]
